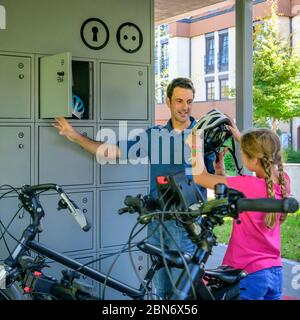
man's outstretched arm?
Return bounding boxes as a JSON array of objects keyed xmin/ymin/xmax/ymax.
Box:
[{"xmin": 52, "ymin": 117, "xmax": 121, "ymax": 160}]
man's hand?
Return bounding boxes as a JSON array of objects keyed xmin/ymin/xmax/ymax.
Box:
[{"xmin": 52, "ymin": 117, "xmax": 82, "ymax": 142}]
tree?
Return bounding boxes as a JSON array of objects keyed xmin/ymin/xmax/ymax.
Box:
[{"xmin": 253, "ymin": 0, "xmax": 300, "ymax": 130}]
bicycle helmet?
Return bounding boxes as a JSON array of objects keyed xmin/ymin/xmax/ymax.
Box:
[
  {"xmin": 72, "ymin": 94, "xmax": 85, "ymax": 119},
  {"xmin": 193, "ymin": 109, "xmax": 232, "ymax": 154}
]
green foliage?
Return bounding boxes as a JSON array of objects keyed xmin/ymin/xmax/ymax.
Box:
[
  {"xmin": 224, "ymin": 151, "xmax": 236, "ymax": 175},
  {"xmin": 253, "ymin": 1, "xmax": 300, "ymax": 124},
  {"xmin": 283, "ymin": 148, "xmax": 300, "ymax": 163}
]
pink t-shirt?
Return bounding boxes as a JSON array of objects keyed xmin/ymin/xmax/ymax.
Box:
[{"xmin": 223, "ymin": 173, "xmax": 290, "ymax": 274}]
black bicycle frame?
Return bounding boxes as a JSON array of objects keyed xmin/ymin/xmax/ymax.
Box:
[{"xmin": 26, "ymin": 240, "xmax": 143, "ymax": 299}]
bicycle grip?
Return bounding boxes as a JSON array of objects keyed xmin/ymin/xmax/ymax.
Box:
[
  {"xmin": 237, "ymin": 197, "xmax": 299, "ymax": 213},
  {"xmin": 124, "ymin": 195, "xmax": 143, "ymax": 209}
]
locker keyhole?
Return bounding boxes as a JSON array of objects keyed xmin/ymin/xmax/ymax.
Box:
[{"xmin": 92, "ymin": 26, "xmax": 99, "ymax": 42}]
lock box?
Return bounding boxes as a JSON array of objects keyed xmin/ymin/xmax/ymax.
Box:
[{"xmin": 39, "ymin": 52, "xmax": 94, "ymax": 120}]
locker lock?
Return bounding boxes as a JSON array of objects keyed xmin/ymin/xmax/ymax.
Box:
[
  {"xmin": 83, "ymin": 209, "xmax": 87, "ymax": 214},
  {"xmin": 18, "ymin": 143, "xmax": 24, "ymax": 149},
  {"xmin": 138, "ymin": 266, "xmax": 143, "ymax": 271},
  {"xmin": 138, "ymin": 81, "xmax": 143, "ymax": 86},
  {"xmin": 19, "ymin": 74, "xmax": 24, "ymax": 79},
  {"xmin": 57, "ymin": 71, "xmax": 64, "ymax": 83}
]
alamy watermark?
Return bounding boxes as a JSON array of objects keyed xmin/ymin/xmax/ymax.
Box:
[
  {"xmin": 95, "ymin": 121, "xmax": 204, "ymax": 175},
  {"xmin": 0, "ymin": 5, "xmax": 6, "ymax": 29},
  {"xmin": 0, "ymin": 265, "xmax": 6, "ymax": 289},
  {"xmin": 291, "ymin": 264, "xmax": 300, "ymax": 290}
]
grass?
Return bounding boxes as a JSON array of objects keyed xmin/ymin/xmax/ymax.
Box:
[{"xmin": 214, "ymin": 210, "xmax": 300, "ymax": 262}]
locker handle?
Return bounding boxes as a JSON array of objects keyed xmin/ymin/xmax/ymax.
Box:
[{"xmin": 57, "ymin": 71, "xmax": 65, "ymax": 76}]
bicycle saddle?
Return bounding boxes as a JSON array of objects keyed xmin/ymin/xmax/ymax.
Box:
[
  {"xmin": 137, "ymin": 241, "xmax": 192, "ymax": 268},
  {"xmin": 205, "ymin": 265, "xmax": 247, "ymax": 284}
]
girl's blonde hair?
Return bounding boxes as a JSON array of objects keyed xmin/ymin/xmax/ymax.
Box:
[{"xmin": 240, "ymin": 128, "xmax": 287, "ymax": 228}]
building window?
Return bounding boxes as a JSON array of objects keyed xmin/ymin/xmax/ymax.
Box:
[
  {"xmin": 160, "ymin": 24, "xmax": 169, "ymax": 37},
  {"xmin": 219, "ymin": 31, "xmax": 228, "ymax": 72},
  {"xmin": 154, "ymin": 43, "xmax": 158, "ymax": 75},
  {"xmin": 206, "ymin": 80, "xmax": 215, "ymax": 100},
  {"xmin": 219, "ymin": 78, "xmax": 229, "ymax": 100},
  {"xmin": 205, "ymin": 36, "xmax": 215, "ymax": 74},
  {"xmin": 160, "ymin": 39, "xmax": 169, "ymax": 78}
]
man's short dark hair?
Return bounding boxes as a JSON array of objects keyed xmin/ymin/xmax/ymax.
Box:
[{"xmin": 166, "ymin": 77, "xmax": 195, "ymax": 100}]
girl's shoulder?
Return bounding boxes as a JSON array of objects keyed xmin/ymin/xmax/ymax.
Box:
[{"xmin": 226, "ymin": 175, "xmax": 261, "ymax": 195}]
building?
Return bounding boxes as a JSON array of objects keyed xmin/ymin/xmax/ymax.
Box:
[{"xmin": 155, "ymin": 0, "xmax": 300, "ymax": 150}]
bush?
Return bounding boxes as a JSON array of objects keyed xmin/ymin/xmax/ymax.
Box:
[{"xmin": 283, "ymin": 148, "xmax": 300, "ymax": 163}]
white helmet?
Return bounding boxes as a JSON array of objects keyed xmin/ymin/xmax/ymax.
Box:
[{"xmin": 193, "ymin": 109, "xmax": 232, "ymax": 153}]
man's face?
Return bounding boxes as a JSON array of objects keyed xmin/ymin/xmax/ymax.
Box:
[{"xmin": 166, "ymin": 87, "xmax": 193, "ymax": 125}]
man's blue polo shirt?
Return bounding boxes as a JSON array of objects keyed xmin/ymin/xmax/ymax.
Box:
[{"xmin": 123, "ymin": 117, "xmax": 215, "ymax": 200}]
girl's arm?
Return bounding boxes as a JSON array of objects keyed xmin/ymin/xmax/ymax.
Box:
[{"xmin": 186, "ymin": 132, "xmax": 227, "ymax": 190}]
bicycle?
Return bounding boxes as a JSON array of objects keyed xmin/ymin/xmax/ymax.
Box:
[{"xmin": 0, "ymin": 173, "xmax": 298, "ymax": 300}]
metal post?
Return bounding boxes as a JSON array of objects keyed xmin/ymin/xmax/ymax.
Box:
[
  {"xmin": 235, "ymin": 0, "xmax": 253, "ymax": 174},
  {"xmin": 235, "ymin": 0, "xmax": 253, "ymax": 131}
]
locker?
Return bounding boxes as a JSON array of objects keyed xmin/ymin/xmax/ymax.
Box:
[
  {"xmin": 99, "ymin": 249, "xmax": 148, "ymax": 300},
  {"xmin": 0, "ymin": 194, "xmax": 30, "ymax": 261},
  {"xmin": 100, "ymin": 187, "xmax": 148, "ymax": 248},
  {"xmin": 39, "ymin": 52, "xmax": 94, "ymax": 120},
  {"xmin": 0, "ymin": 126, "xmax": 31, "ymax": 187},
  {"xmin": 100, "ymin": 63, "xmax": 148, "ymax": 120},
  {"xmin": 39, "ymin": 52, "xmax": 72, "ymax": 118},
  {"xmin": 39, "ymin": 190, "xmax": 95, "ymax": 253},
  {"xmin": 99, "ymin": 125, "xmax": 149, "ymax": 184},
  {"xmin": 38, "ymin": 125, "xmax": 95, "ymax": 186},
  {"xmin": 0, "ymin": 55, "xmax": 31, "ymax": 119}
]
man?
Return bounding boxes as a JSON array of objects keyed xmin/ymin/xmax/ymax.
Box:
[{"xmin": 53, "ymin": 77, "xmax": 214, "ymax": 299}]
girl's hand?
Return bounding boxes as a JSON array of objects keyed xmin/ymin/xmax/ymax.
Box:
[
  {"xmin": 214, "ymin": 148, "xmax": 227, "ymax": 176},
  {"xmin": 185, "ymin": 131, "xmax": 205, "ymax": 175},
  {"xmin": 225, "ymin": 114, "xmax": 241, "ymax": 142}
]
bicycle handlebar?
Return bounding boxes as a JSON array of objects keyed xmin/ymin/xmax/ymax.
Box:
[
  {"xmin": 237, "ymin": 197, "xmax": 299, "ymax": 213},
  {"xmin": 21, "ymin": 184, "xmax": 91, "ymax": 232}
]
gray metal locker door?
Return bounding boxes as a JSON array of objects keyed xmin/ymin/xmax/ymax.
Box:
[
  {"xmin": 0, "ymin": 126, "xmax": 31, "ymax": 187},
  {"xmin": 101, "ymin": 63, "xmax": 148, "ymax": 120},
  {"xmin": 100, "ymin": 250, "xmax": 147, "ymax": 300},
  {"xmin": 45, "ymin": 254, "xmax": 99, "ymax": 298},
  {"xmin": 39, "ymin": 190, "xmax": 94, "ymax": 253},
  {"xmin": 40, "ymin": 52, "xmax": 72, "ymax": 118},
  {"xmin": 38, "ymin": 126, "xmax": 94, "ymax": 186},
  {"xmin": 100, "ymin": 126, "xmax": 149, "ymax": 183},
  {"xmin": 100, "ymin": 187, "xmax": 148, "ymax": 248},
  {"xmin": 0, "ymin": 55, "xmax": 31, "ymax": 119},
  {"xmin": 0, "ymin": 194, "xmax": 30, "ymax": 261}
]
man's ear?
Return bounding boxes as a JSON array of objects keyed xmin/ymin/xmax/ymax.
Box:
[{"xmin": 166, "ymin": 96, "xmax": 171, "ymax": 109}]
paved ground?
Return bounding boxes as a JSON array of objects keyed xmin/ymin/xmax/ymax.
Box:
[{"xmin": 205, "ymin": 244, "xmax": 300, "ymax": 299}]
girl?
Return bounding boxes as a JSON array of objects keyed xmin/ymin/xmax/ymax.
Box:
[{"xmin": 187, "ymin": 125, "xmax": 290, "ymax": 300}]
